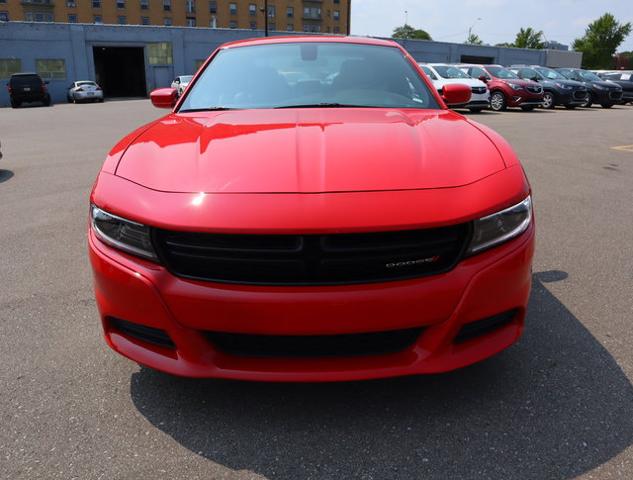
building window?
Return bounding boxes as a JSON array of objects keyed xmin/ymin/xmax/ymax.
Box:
[
  {"xmin": 303, "ymin": 24, "xmax": 320, "ymax": 33},
  {"xmin": 92, "ymin": 0, "xmax": 101, "ymax": 8},
  {"xmin": 186, "ymin": 0, "xmax": 195, "ymax": 14},
  {"xmin": 286, "ymin": 23, "xmax": 293, "ymax": 31},
  {"xmin": 186, "ymin": 17, "xmax": 196, "ymax": 27},
  {"xmin": 334, "ymin": 25, "xmax": 340, "ymax": 33},
  {"xmin": 229, "ymin": 2, "xmax": 236, "ymax": 14},
  {"xmin": 0, "ymin": 59, "xmax": 21, "ymax": 79},
  {"xmin": 333, "ymin": 10, "xmax": 340, "ymax": 21},
  {"xmin": 250, "ymin": 21, "xmax": 256, "ymax": 30},
  {"xmin": 163, "ymin": 17, "xmax": 172, "ymax": 25},
  {"xmin": 269, "ymin": 22, "xmax": 276, "ymax": 31},
  {"xmin": 141, "ymin": 16, "xmax": 149, "ymax": 25},
  {"xmin": 229, "ymin": 20, "xmax": 237, "ymax": 28},
  {"xmin": 66, "ymin": 1, "xmax": 77, "ymax": 7},
  {"xmin": 68, "ymin": 14, "xmax": 77, "ymax": 22},
  {"xmin": 249, "ymin": 3, "xmax": 256, "ymax": 16},
  {"xmin": 334, "ymin": 0, "xmax": 339, "ymax": 3},
  {"xmin": 93, "ymin": 15, "xmax": 102, "ymax": 23},
  {"xmin": 267, "ymin": 5, "xmax": 275, "ymax": 17},
  {"xmin": 163, "ymin": 0, "xmax": 171, "ymax": 12},
  {"xmin": 209, "ymin": 1, "xmax": 216, "ymax": 14},
  {"xmin": 0, "ymin": 11, "xmax": 8, "ymax": 22},
  {"xmin": 118, "ymin": 15, "xmax": 126, "ymax": 24},
  {"xmin": 304, "ymin": 7, "xmax": 320, "ymax": 19},
  {"xmin": 148, "ymin": 42, "xmax": 173, "ymax": 65},
  {"xmin": 36, "ymin": 59, "xmax": 66, "ymax": 80},
  {"xmin": 286, "ymin": 7, "xmax": 293, "ymax": 17},
  {"xmin": 117, "ymin": 0, "xmax": 125, "ymax": 8},
  {"xmin": 26, "ymin": 12, "xmax": 53, "ymax": 22},
  {"xmin": 140, "ymin": 0, "xmax": 149, "ymax": 9}
]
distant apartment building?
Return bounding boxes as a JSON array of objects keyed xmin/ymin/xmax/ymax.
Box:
[{"xmin": 0, "ymin": 0, "xmax": 351, "ymax": 34}]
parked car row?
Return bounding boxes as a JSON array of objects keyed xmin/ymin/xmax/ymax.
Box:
[{"xmin": 418, "ymin": 62, "xmax": 628, "ymax": 112}]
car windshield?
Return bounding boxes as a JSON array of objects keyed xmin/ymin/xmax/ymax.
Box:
[
  {"xmin": 487, "ymin": 66, "xmax": 519, "ymax": 79},
  {"xmin": 578, "ymin": 70, "xmax": 602, "ymax": 82},
  {"xmin": 180, "ymin": 76, "xmax": 193, "ymax": 82},
  {"xmin": 433, "ymin": 66, "xmax": 470, "ymax": 79},
  {"xmin": 179, "ymin": 42, "xmax": 438, "ymax": 111},
  {"xmin": 535, "ymin": 67, "xmax": 566, "ymax": 80}
]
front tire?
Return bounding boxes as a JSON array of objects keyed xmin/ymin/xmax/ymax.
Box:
[
  {"xmin": 582, "ymin": 93, "xmax": 593, "ymax": 108},
  {"xmin": 601, "ymin": 103, "xmax": 614, "ymax": 109},
  {"xmin": 490, "ymin": 91, "xmax": 507, "ymax": 111},
  {"xmin": 10, "ymin": 98, "xmax": 20, "ymax": 109},
  {"xmin": 43, "ymin": 95, "xmax": 51, "ymax": 107},
  {"xmin": 542, "ymin": 91, "xmax": 555, "ymax": 109}
]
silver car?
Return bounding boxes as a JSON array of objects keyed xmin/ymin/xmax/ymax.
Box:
[
  {"xmin": 67, "ymin": 81, "xmax": 104, "ymax": 103},
  {"xmin": 171, "ymin": 75, "xmax": 193, "ymax": 97}
]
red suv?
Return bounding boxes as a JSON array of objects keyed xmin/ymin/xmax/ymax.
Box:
[
  {"xmin": 459, "ymin": 64, "xmax": 544, "ymax": 111},
  {"xmin": 89, "ymin": 37, "xmax": 535, "ymax": 382}
]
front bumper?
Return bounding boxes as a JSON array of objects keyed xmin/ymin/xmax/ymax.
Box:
[
  {"xmin": 555, "ymin": 89, "xmax": 588, "ymax": 106},
  {"xmin": 507, "ymin": 90, "xmax": 544, "ymax": 107},
  {"xmin": 467, "ymin": 91, "xmax": 490, "ymax": 109},
  {"xmin": 89, "ymin": 217, "xmax": 534, "ymax": 382}
]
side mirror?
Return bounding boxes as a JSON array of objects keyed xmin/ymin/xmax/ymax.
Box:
[
  {"xmin": 441, "ymin": 83, "xmax": 471, "ymax": 106},
  {"xmin": 531, "ymin": 76, "xmax": 539, "ymax": 82},
  {"xmin": 150, "ymin": 88, "xmax": 177, "ymax": 109},
  {"xmin": 478, "ymin": 75, "xmax": 488, "ymax": 83}
]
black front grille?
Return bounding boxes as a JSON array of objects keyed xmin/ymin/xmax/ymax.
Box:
[
  {"xmin": 153, "ymin": 224, "xmax": 471, "ymax": 285},
  {"xmin": 573, "ymin": 90, "xmax": 587, "ymax": 100},
  {"xmin": 454, "ymin": 310, "xmax": 518, "ymax": 344},
  {"xmin": 471, "ymin": 86, "xmax": 487, "ymax": 94},
  {"xmin": 205, "ymin": 328, "xmax": 425, "ymax": 357},
  {"xmin": 107, "ymin": 317, "xmax": 175, "ymax": 349},
  {"xmin": 609, "ymin": 90, "xmax": 622, "ymax": 99}
]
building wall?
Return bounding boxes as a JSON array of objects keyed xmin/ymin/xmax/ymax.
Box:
[
  {"xmin": 0, "ymin": 21, "xmax": 582, "ymax": 107},
  {"xmin": 0, "ymin": 0, "xmax": 350, "ymax": 34}
]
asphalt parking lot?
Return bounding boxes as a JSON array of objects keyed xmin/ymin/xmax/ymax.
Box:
[{"xmin": 1, "ymin": 100, "xmax": 633, "ymax": 480}]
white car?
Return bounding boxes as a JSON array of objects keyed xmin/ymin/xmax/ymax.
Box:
[
  {"xmin": 67, "ymin": 81, "xmax": 104, "ymax": 103},
  {"xmin": 419, "ymin": 63, "xmax": 490, "ymax": 112},
  {"xmin": 171, "ymin": 75, "xmax": 193, "ymax": 97}
]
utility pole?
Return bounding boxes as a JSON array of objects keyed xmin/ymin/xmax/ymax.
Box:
[{"xmin": 263, "ymin": 0, "xmax": 269, "ymax": 37}]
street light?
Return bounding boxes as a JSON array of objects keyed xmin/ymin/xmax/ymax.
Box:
[
  {"xmin": 261, "ymin": 0, "xmax": 269, "ymax": 37},
  {"xmin": 468, "ymin": 17, "xmax": 482, "ymax": 40}
]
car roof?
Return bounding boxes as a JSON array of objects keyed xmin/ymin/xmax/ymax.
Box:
[
  {"xmin": 220, "ymin": 35, "xmax": 400, "ymax": 50},
  {"xmin": 10, "ymin": 72, "xmax": 39, "ymax": 77}
]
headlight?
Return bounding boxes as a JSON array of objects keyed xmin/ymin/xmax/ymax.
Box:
[
  {"xmin": 90, "ymin": 205, "xmax": 158, "ymax": 260},
  {"xmin": 508, "ymin": 83, "xmax": 523, "ymax": 91},
  {"xmin": 555, "ymin": 83, "xmax": 572, "ymax": 90},
  {"xmin": 467, "ymin": 196, "xmax": 532, "ymax": 255},
  {"xmin": 594, "ymin": 84, "xmax": 606, "ymax": 90}
]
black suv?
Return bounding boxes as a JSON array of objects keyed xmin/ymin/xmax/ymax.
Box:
[
  {"xmin": 596, "ymin": 71, "xmax": 633, "ymax": 105},
  {"xmin": 556, "ymin": 68, "xmax": 623, "ymax": 108},
  {"xmin": 7, "ymin": 73, "xmax": 52, "ymax": 108},
  {"xmin": 510, "ymin": 65, "xmax": 588, "ymax": 109}
]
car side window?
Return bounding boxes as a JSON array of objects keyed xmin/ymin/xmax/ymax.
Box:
[{"xmin": 470, "ymin": 67, "xmax": 488, "ymax": 80}]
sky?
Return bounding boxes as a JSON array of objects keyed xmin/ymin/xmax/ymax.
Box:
[{"xmin": 350, "ymin": 0, "xmax": 633, "ymax": 52}]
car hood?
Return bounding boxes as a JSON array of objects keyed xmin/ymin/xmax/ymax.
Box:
[
  {"xmin": 587, "ymin": 80, "xmax": 621, "ymax": 89},
  {"xmin": 115, "ymin": 108, "xmax": 506, "ymax": 194},
  {"xmin": 503, "ymin": 79, "xmax": 539, "ymax": 87}
]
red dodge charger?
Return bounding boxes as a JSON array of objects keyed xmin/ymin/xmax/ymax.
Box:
[{"xmin": 88, "ymin": 37, "xmax": 534, "ymax": 382}]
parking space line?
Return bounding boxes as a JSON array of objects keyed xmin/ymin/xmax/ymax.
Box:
[{"xmin": 611, "ymin": 145, "xmax": 633, "ymax": 153}]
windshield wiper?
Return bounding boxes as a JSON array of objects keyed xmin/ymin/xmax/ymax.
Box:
[
  {"xmin": 274, "ymin": 103, "xmax": 375, "ymax": 109},
  {"xmin": 179, "ymin": 107, "xmax": 238, "ymax": 112}
]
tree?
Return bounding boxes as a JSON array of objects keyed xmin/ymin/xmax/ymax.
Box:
[
  {"xmin": 513, "ymin": 27, "xmax": 545, "ymax": 49},
  {"xmin": 466, "ymin": 32, "xmax": 483, "ymax": 45},
  {"xmin": 572, "ymin": 13, "xmax": 632, "ymax": 69},
  {"xmin": 392, "ymin": 24, "xmax": 432, "ymax": 41}
]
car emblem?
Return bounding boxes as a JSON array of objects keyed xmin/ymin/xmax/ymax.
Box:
[{"xmin": 385, "ymin": 256, "xmax": 441, "ymax": 268}]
